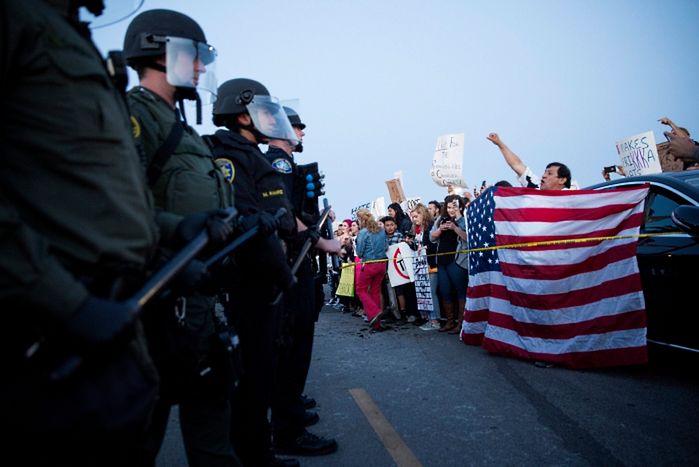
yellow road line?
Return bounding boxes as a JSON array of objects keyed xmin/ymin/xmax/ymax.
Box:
[{"xmin": 349, "ymin": 388, "xmax": 423, "ymax": 467}]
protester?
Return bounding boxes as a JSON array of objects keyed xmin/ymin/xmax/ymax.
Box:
[
  {"xmin": 387, "ymin": 202, "xmax": 414, "ymax": 236},
  {"xmin": 411, "ymin": 204, "xmax": 442, "ymax": 331},
  {"xmin": 381, "ymin": 216, "xmax": 419, "ymax": 324},
  {"xmin": 355, "ymin": 209, "xmax": 388, "ymax": 331},
  {"xmin": 601, "ymin": 165, "xmax": 626, "ymax": 181},
  {"xmin": 430, "ymin": 195, "xmax": 469, "ymax": 334},
  {"xmin": 660, "ymin": 117, "xmax": 699, "ymax": 170},
  {"xmin": 487, "ymin": 133, "xmax": 571, "ymax": 190}
]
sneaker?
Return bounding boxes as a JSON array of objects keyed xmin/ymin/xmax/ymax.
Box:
[
  {"xmin": 273, "ymin": 430, "xmax": 338, "ymax": 456},
  {"xmin": 419, "ymin": 321, "xmax": 439, "ymax": 331}
]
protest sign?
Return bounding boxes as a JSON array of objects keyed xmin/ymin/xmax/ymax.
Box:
[
  {"xmin": 351, "ymin": 197, "xmax": 386, "ymax": 220},
  {"xmin": 615, "ymin": 131, "xmax": 662, "ymax": 176},
  {"xmin": 386, "ymin": 178, "xmax": 406, "ymax": 203},
  {"xmin": 406, "ymin": 197, "xmax": 422, "ymax": 212},
  {"xmin": 431, "ymin": 133, "xmax": 467, "ymax": 188},
  {"xmin": 335, "ymin": 263, "xmax": 355, "ymax": 297},
  {"xmin": 413, "ymin": 246, "xmax": 433, "ymax": 312},
  {"xmin": 386, "ymin": 242, "xmax": 415, "ymax": 287}
]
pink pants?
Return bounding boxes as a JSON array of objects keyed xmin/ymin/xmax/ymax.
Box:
[{"xmin": 356, "ymin": 262, "xmax": 386, "ymax": 322}]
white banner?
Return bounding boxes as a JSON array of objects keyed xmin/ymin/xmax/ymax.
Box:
[
  {"xmin": 351, "ymin": 196, "xmax": 386, "ymax": 220},
  {"xmin": 387, "ymin": 242, "xmax": 415, "ymax": 287},
  {"xmin": 615, "ymin": 131, "xmax": 662, "ymax": 177},
  {"xmin": 413, "ymin": 246, "xmax": 433, "ymax": 312},
  {"xmin": 405, "ymin": 197, "xmax": 422, "ymax": 212},
  {"xmin": 431, "ymin": 133, "xmax": 467, "ymax": 188}
]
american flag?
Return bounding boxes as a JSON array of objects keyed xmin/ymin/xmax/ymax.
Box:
[{"xmin": 461, "ymin": 185, "xmax": 649, "ymax": 368}]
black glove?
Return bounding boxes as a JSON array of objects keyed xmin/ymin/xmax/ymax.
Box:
[
  {"xmin": 175, "ymin": 208, "xmax": 236, "ymax": 247},
  {"xmin": 65, "ymin": 296, "xmax": 137, "ymax": 345},
  {"xmin": 303, "ymin": 228, "xmax": 321, "ymax": 246},
  {"xmin": 239, "ymin": 211, "xmax": 279, "ymax": 236}
]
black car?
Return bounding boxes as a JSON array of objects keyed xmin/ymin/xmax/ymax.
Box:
[{"xmin": 586, "ymin": 171, "xmax": 699, "ymax": 353}]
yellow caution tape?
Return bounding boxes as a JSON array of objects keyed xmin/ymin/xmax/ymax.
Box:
[{"xmin": 341, "ymin": 231, "xmax": 680, "ymax": 267}]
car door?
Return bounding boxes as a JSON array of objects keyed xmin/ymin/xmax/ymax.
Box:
[{"xmin": 636, "ymin": 184, "xmax": 699, "ymax": 351}]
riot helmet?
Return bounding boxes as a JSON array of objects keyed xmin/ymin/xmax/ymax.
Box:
[
  {"xmin": 283, "ymin": 106, "xmax": 306, "ymax": 130},
  {"xmin": 123, "ymin": 9, "xmax": 217, "ymax": 97},
  {"xmin": 284, "ymin": 106, "xmax": 305, "ymax": 153},
  {"xmin": 213, "ymin": 78, "xmax": 299, "ymax": 145}
]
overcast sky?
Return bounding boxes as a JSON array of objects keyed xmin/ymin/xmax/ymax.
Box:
[{"xmin": 90, "ymin": 0, "xmax": 699, "ymax": 219}]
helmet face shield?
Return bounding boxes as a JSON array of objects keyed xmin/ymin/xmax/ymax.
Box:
[
  {"xmin": 165, "ymin": 36, "xmax": 217, "ymax": 97},
  {"xmin": 247, "ymin": 95, "xmax": 299, "ymax": 144},
  {"xmin": 80, "ymin": 0, "xmax": 142, "ymax": 28}
]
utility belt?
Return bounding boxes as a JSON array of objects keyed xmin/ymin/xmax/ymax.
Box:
[
  {"xmin": 1, "ymin": 262, "xmax": 158, "ymax": 434},
  {"xmin": 141, "ymin": 289, "xmax": 241, "ymax": 403}
]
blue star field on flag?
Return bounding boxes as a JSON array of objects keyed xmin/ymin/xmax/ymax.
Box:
[{"xmin": 467, "ymin": 187, "xmax": 500, "ymax": 275}]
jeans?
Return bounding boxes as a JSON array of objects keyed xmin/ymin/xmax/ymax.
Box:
[
  {"xmin": 356, "ymin": 262, "xmax": 386, "ymax": 322},
  {"xmin": 437, "ymin": 261, "xmax": 468, "ymax": 304},
  {"xmin": 429, "ymin": 271, "xmax": 441, "ymax": 320}
]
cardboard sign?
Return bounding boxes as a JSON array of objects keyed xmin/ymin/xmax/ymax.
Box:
[
  {"xmin": 615, "ymin": 131, "xmax": 662, "ymax": 176},
  {"xmin": 385, "ymin": 178, "xmax": 407, "ymax": 203},
  {"xmin": 431, "ymin": 133, "xmax": 467, "ymax": 188},
  {"xmin": 335, "ymin": 263, "xmax": 355, "ymax": 297},
  {"xmin": 386, "ymin": 242, "xmax": 415, "ymax": 287}
]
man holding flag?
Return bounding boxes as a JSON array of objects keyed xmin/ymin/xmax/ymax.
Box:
[{"xmin": 461, "ymin": 184, "xmax": 650, "ymax": 369}]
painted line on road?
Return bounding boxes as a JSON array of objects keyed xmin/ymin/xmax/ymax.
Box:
[{"xmin": 349, "ymin": 388, "xmax": 423, "ymax": 467}]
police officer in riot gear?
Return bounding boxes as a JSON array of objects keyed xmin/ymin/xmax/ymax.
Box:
[
  {"xmin": 123, "ymin": 9, "xmax": 241, "ymax": 467},
  {"xmin": 265, "ymin": 107, "xmax": 341, "ymax": 457},
  {"xmin": 206, "ymin": 77, "xmax": 300, "ymax": 467},
  {"xmin": 1, "ymin": 0, "xmax": 160, "ymax": 465}
]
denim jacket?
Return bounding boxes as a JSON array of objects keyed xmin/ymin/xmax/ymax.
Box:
[{"xmin": 356, "ymin": 228, "xmax": 387, "ymax": 261}]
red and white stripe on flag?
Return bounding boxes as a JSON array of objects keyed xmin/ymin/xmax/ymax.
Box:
[{"xmin": 461, "ymin": 185, "xmax": 649, "ymax": 369}]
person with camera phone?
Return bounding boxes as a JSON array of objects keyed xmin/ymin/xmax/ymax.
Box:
[
  {"xmin": 601, "ymin": 164, "xmax": 626, "ymax": 181},
  {"xmin": 429, "ymin": 195, "xmax": 469, "ymax": 334}
]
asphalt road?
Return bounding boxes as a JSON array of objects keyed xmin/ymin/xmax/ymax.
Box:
[{"xmin": 158, "ymin": 304, "xmax": 699, "ymax": 466}]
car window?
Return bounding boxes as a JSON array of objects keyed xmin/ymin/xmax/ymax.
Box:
[{"xmin": 643, "ymin": 189, "xmax": 686, "ymax": 233}]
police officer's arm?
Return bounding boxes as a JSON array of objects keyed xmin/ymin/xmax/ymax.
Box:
[
  {"xmin": 0, "ymin": 191, "xmax": 88, "ymax": 321},
  {"xmin": 296, "ymin": 217, "xmax": 341, "ymax": 253}
]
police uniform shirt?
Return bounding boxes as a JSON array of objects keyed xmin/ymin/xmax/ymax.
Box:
[
  {"xmin": 205, "ymin": 130, "xmax": 295, "ymax": 237},
  {"xmin": 264, "ymin": 146, "xmax": 303, "ymax": 215},
  {"xmin": 128, "ymin": 87, "xmax": 233, "ymax": 217},
  {"xmin": 1, "ymin": 0, "xmax": 159, "ymax": 319}
]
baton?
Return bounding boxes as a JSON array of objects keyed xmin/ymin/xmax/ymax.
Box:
[
  {"xmin": 271, "ymin": 206, "xmax": 332, "ymax": 305},
  {"xmin": 40, "ymin": 208, "xmax": 239, "ymax": 381},
  {"xmin": 203, "ymin": 208, "xmax": 288, "ymax": 269}
]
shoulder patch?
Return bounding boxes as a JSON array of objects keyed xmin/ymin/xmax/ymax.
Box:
[
  {"xmin": 215, "ymin": 158, "xmax": 236, "ymax": 184},
  {"xmin": 271, "ymin": 158, "xmax": 293, "ymax": 174},
  {"xmin": 130, "ymin": 116, "xmax": 141, "ymax": 138}
]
